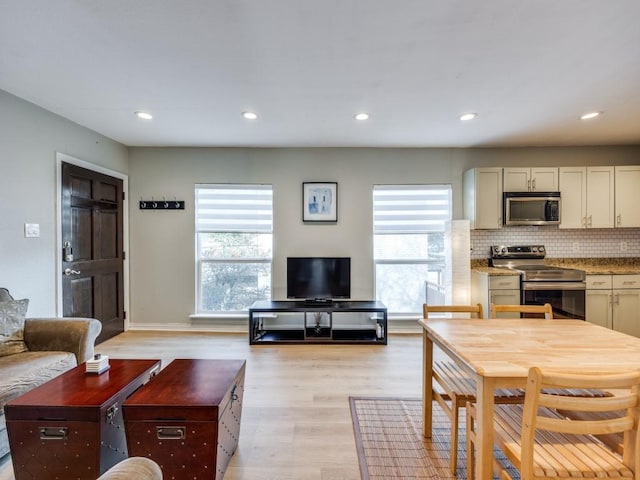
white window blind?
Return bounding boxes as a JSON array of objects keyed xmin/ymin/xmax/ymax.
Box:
[
  {"xmin": 373, "ymin": 185, "xmax": 452, "ymax": 234},
  {"xmin": 195, "ymin": 184, "xmax": 273, "ymax": 233}
]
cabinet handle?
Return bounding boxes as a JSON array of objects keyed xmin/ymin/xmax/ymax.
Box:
[
  {"xmin": 593, "ymin": 281, "xmax": 605, "ymax": 285},
  {"xmin": 156, "ymin": 426, "xmax": 186, "ymax": 440},
  {"xmin": 582, "ymin": 216, "xmax": 586, "ymax": 227},
  {"xmin": 609, "ymin": 294, "xmax": 613, "ymax": 305},
  {"xmin": 39, "ymin": 427, "xmax": 69, "ymax": 440},
  {"xmin": 532, "ymin": 178, "xmax": 536, "ymax": 191},
  {"xmin": 527, "ymin": 179, "xmax": 531, "ymax": 191},
  {"xmin": 617, "ymin": 214, "xmax": 622, "ymax": 227},
  {"xmin": 588, "ymin": 215, "xmax": 593, "ymax": 227},
  {"xmin": 615, "ymin": 293, "xmax": 620, "ymax": 305},
  {"xmin": 623, "ymin": 281, "xmax": 637, "ymax": 286}
]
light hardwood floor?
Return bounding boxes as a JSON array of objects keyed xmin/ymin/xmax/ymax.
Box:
[{"xmin": 0, "ymin": 331, "xmax": 424, "ymax": 480}]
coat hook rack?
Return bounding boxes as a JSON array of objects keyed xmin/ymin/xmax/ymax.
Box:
[{"xmin": 139, "ymin": 198, "xmax": 185, "ymax": 210}]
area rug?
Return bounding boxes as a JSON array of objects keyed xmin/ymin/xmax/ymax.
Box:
[{"xmin": 349, "ymin": 397, "xmax": 517, "ymax": 480}]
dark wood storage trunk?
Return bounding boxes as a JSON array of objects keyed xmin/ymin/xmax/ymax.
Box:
[
  {"xmin": 5, "ymin": 359, "xmax": 161, "ymax": 480},
  {"xmin": 123, "ymin": 359, "xmax": 246, "ymax": 480}
]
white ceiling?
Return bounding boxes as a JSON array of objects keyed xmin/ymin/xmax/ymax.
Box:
[{"xmin": 2, "ymin": 0, "xmax": 640, "ymax": 148}]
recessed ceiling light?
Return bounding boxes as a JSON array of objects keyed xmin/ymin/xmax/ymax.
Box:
[
  {"xmin": 354, "ymin": 113, "xmax": 369, "ymax": 121},
  {"xmin": 580, "ymin": 111, "xmax": 601, "ymax": 120},
  {"xmin": 459, "ymin": 113, "xmax": 477, "ymax": 121},
  {"xmin": 242, "ymin": 111, "xmax": 258, "ymax": 120},
  {"xmin": 135, "ymin": 111, "xmax": 153, "ymax": 120}
]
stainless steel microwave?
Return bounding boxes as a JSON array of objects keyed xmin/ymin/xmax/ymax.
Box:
[{"xmin": 503, "ymin": 192, "xmax": 561, "ymax": 226}]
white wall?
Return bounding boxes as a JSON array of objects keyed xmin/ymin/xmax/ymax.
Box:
[
  {"xmin": 0, "ymin": 90, "xmax": 128, "ymax": 315},
  {"xmin": 128, "ymin": 146, "xmax": 640, "ymax": 328}
]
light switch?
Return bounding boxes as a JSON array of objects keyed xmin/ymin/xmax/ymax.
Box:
[{"xmin": 25, "ymin": 223, "xmax": 40, "ymax": 238}]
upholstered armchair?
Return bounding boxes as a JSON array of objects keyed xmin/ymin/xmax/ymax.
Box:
[{"xmin": 0, "ymin": 287, "xmax": 102, "ymax": 458}]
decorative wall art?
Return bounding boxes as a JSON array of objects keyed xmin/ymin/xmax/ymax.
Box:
[{"xmin": 302, "ymin": 182, "xmax": 337, "ymax": 222}]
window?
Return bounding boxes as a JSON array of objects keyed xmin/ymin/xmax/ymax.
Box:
[
  {"xmin": 373, "ymin": 185, "xmax": 452, "ymax": 314},
  {"xmin": 195, "ymin": 184, "xmax": 273, "ymax": 313}
]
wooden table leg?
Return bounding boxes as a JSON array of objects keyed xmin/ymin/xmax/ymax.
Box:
[
  {"xmin": 475, "ymin": 376, "xmax": 496, "ymax": 480},
  {"xmin": 422, "ymin": 329, "xmax": 433, "ymax": 438}
]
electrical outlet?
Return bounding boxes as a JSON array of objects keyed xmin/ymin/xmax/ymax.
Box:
[
  {"xmin": 621, "ymin": 241, "xmax": 628, "ymax": 252},
  {"xmin": 572, "ymin": 242, "xmax": 580, "ymax": 253}
]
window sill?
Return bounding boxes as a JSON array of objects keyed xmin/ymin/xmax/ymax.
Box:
[{"xmin": 190, "ymin": 313, "xmax": 248, "ymax": 320}]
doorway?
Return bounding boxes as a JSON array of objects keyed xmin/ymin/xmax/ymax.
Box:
[{"xmin": 60, "ymin": 160, "xmax": 125, "ymax": 343}]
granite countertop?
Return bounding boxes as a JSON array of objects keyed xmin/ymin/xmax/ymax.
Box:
[
  {"xmin": 471, "ymin": 258, "xmax": 640, "ymax": 275},
  {"xmin": 546, "ymin": 258, "xmax": 640, "ymax": 275}
]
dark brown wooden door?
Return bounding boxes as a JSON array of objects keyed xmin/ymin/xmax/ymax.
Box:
[{"xmin": 61, "ymin": 162, "xmax": 124, "ymax": 343}]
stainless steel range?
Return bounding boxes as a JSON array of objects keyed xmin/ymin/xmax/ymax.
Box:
[{"xmin": 490, "ymin": 245, "xmax": 586, "ymax": 319}]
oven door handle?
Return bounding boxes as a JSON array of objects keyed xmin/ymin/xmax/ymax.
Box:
[{"xmin": 522, "ymin": 282, "xmax": 586, "ymax": 291}]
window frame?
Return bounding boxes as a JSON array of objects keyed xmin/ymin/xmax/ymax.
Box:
[
  {"xmin": 373, "ymin": 184, "xmax": 452, "ymax": 315},
  {"xmin": 195, "ymin": 184, "xmax": 273, "ymax": 314}
]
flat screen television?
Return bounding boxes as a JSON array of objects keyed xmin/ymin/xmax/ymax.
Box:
[{"xmin": 286, "ymin": 257, "xmax": 351, "ymax": 300}]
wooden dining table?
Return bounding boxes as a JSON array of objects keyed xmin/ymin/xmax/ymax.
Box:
[{"xmin": 419, "ymin": 317, "xmax": 640, "ymax": 480}]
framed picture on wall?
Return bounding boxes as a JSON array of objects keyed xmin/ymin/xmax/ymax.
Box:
[{"xmin": 302, "ymin": 182, "xmax": 337, "ymax": 222}]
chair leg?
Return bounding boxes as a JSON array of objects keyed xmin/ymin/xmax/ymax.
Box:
[
  {"xmin": 466, "ymin": 401, "xmax": 476, "ymax": 480},
  {"xmin": 450, "ymin": 396, "xmax": 460, "ymax": 474}
]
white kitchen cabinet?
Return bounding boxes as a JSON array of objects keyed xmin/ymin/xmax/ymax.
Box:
[
  {"xmin": 559, "ymin": 166, "xmax": 614, "ymax": 229},
  {"xmin": 471, "ymin": 272, "xmax": 520, "ymax": 318},
  {"xmin": 586, "ymin": 275, "xmax": 640, "ymax": 337},
  {"xmin": 463, "ymin": 168, "xmax": 503, "ymax": 229},
  {"xmin": 585, "ymin": 275, "xmax": 613, "ymax": 329},
  {"xmin": 615, "ymin": 165, "xmax": 640, "ymax": 228},
  {"xmin": 503, "ymin": 167, "xmax": 558, "ymax": 192}
]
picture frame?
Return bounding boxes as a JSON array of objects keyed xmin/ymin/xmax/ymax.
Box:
[{"xmin": 302, "ymin": 182, "xmax": 338, "ymax": 222}]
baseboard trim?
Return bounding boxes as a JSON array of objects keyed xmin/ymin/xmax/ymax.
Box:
[{"xmin": 126, "ymin": 320, "xmax": 422, "ymax": 335}]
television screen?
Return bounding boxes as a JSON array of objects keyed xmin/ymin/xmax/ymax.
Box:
[{"xmin": 286, "ymin": 257, "xmax": 351, "ymax": 300}]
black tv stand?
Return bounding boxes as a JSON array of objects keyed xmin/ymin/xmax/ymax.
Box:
[{"xmin": 249, "ymin": 300, "xmax": 387, "ymax": 345}]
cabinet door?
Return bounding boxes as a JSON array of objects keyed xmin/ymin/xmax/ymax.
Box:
[
  {"xmin": 531, "ymin": 167, "xmax": 558, "ymax": 191},
  {"xmin": 559, "ymin": 167, "xmax": 587, "ymax": 229},
  {"xmin": 489, "ymin": 289, "xmax": 521, "ymax": 318},
  {"xmin": 585, "ymin": 289, "xmax": 612, "ymax": 329},
  {"xmin": 613, "ymin": 289, "xmax": 640, "ymax": 338},
  {"xmin": 465, "ymin": 168, "xmax": 503, "ymax": 229},
  {"xmin": 586, "ymin": 166, "xmax": 615, "ymax": 228},
  {"xmin": 615, "ymin": 165, "xmax": 640, "ymax": 227},
  {"xmin": 503, "ymin": 168, "xmax": 531, "ymax": 192}
]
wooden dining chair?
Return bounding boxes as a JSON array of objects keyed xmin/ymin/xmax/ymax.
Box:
[
  {"xmin": 467, "ymin": 366, "xmax": 640, "ymax": 480},
  {"xmin": 423, "ymin": 303, "xmax": 524, "ymax": 474},
  {"xmin": 490, "ymin": 302, "xmax": 553, "ymax": 319}
]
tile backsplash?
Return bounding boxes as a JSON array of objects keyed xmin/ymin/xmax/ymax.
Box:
[{"xmin": 471, "ymin": 227, "xmax": 640, "ymax": 260}]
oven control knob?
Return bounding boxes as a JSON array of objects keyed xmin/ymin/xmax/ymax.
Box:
[
  {"xmin": 532, "ymin": 247, "xmax": 538, "ymax": 253},
  {"xmin": 539, "ymin": 246, "xmax": 545, "ymax": 253}
]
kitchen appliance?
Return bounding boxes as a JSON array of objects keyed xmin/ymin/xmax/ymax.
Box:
[
  {"xmin": 503, "ymin": 192, "xmax": 561, "ymax": 226},
  {"xmin": 490, "ymin": 245, "xmax": 585, "ymax": 319}
]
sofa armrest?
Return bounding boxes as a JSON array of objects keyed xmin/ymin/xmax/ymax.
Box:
[
  {"xmin": 23, "ymin": 317, "xmax": 102, "ymax": 363},
  {"xmin": 97, "ymin": 457, "xmax": 162, "ymax": 480}
]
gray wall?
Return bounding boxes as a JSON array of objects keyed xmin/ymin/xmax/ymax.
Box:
[
  {"xmin": 2, "ymin": 89, "xmax": 639, "ymax": 327},
  {"xmin": 0, "ymin": 90, "xmax": 128, "ymax": 315},
  {"xmin": 128, "ymin": 146, "xmax": 640, "ymax": 328}
]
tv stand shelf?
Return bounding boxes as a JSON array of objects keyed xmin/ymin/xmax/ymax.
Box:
[{"xmin": 249, "ymin": 300, "xmax": 387, "ymax": 345}]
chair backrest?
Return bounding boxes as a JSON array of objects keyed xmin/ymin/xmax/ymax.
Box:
[
  {"xmin": 520, "ymin": 366, "xmax": 640, "ymax": 478},
  {"xmin": 490, "ymin": 303, "xmax": 553, "ymax": 319},
  {"xmin": 423, "ymin": 303, "xmax": 484, "ymax": 319}
]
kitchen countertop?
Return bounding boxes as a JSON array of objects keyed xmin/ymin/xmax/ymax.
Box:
[{"xmin": 471, "ymin": 258, "xmax": 640, "ymax": 276}]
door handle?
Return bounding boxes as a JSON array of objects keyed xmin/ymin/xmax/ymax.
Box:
[{"xmin": 63, "ymin": 268, "xmax": 81, "ymax": 276}]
